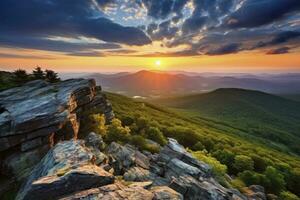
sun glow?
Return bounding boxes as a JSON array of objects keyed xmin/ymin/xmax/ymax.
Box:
[{"xmin": 155, "ymin": 60, "xmax": 161, "ymax": 66}]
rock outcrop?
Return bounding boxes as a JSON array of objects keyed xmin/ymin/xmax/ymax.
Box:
[
  {"xmin": 244, "ymin": 185, "xmax": 267, "ymax": 200},
  {"xmin": 0, "ymin": 79, "xmax": 114, "ymax": 195},
  {"xmin": 16, "ymin": 140, "xmax": 114, "ymax": 200},
  {"xmin": 150, "ymin": 139, "xmax": 244, "ymax": 200},
  {"xmin": 16, "ymin": 133, "xmax": 262, "ymax": 200},
  {"xmin": 17, "ymin": 138, "xmax": 182, "ymax": 200}
]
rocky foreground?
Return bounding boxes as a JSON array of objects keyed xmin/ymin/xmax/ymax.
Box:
[
  {"xmin": 15, "ymin": 133, "xmax": 265, "ymax": 200},
  {"xmin": 0, "ymin": 79, "xmax": 113, "ymax": 194}
]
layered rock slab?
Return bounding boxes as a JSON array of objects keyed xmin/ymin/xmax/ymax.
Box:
[
  {"xmin": 0, "ymin": 79, "xmax": 114, "ymax": 184},
  {"xmin": 16, "ymin": 140, "xmax": 114, "ymax": 200}
]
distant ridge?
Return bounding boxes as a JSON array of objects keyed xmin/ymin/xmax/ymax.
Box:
[
  {"xmin": 84, "ymin": 70, "xmax": 300, "ymax": 96},
  {"xmin": 154, "ymin": 88, "xmax": 300, "ymax": 154}
]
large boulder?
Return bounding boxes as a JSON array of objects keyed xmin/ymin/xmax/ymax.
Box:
[
  {"xmin": 245, "ymin": 185, "xmax": 267, "ymax": 200},
  {"xmin": 85, "ymin": 132, "xmax": 105, "ymax": 151},
  {"xmin": 0, "ymin": 79, "xmax": 114, "ymax": 194},
  {"xmin": 151, "ymin": 186, "xmax": 183, "ymax": 200},
  {"xmin": 148, "ymin": 138, "xmax": 247, "ymax": 200},
  {"xmin": 16, "ymin": 140, "xmax": 114, "ymax": 200},
  {"xmin": 124, "ymin": 167, "xmax": 151, "ymax": 182},
  {"xmin": 59, "ymin": 181, "xmax": 154, "ymax": 200},
  {"xmin": 59, "ymin": 181, "xmax": 182, "ymax": 200},
  {"xmin": 106, "ymin": 142, "xmax": 150, "ymax": 175}
]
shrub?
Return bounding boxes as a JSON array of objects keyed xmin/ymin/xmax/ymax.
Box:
[
  {"xmin": 106, "ymin": 118, "xmax": 131, "ymax": 143},
  {"xmin": 251, "ymin": 154, "xmax": 268, "ymax": 172},
  {"xmin": 192, "ymin": 141, "xmax": 205, "ymax": 151},
  {"xmin": 192, "ymin": 151, "xmax": 227, "ymax": 182},
  {"xmin": 146, "ymin": 127, "xmax": 167, "ymax": 146},
  {"xmin": 287, "ymin": 168, "xmax": 300, "ymax": 196},
  {"xmin": 164, "ymin": 126, "xmax": 200, "ymax": 147},
  {"xmin": 238, "ymin": 170, "xmax": 266, "ymax": 186},
  {"xmin": 130, "ymin": 135, "xmax": 160, "ymax": 153},
  {"xmin": 202, "ymin": 138, "xmax": 215, "ymax": 152},
  {"xmin": 263, "ymin": 166, "xmax": 285, "ymax": 194},
  {"xmin": 279, "ymin": 191, "xmax": 299, "ymax": 200},
  {"xmin": 230, "ymin": 178, "xmax": 246, "ymax": 191},
  {"xmin": 233, "ymin": 155, "xmax": 254, "ymax": 174},
  {"xmin": 90, "ymin": 114, "xmax": 107, "ymax": 136},
  {"xmin": 136, "ymin": 117, "xmax": 149, "ymax": 130},
  {"xmin": 212, "ymin": 149, "xmax": 235, "ymax": 172},
  {"xmin": 121, "ymin": 116, "xmax": 134, "ymax": 126}
]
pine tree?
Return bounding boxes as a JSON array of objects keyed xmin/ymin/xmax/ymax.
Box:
[
  {"xmin": 32, "ymin": 66, "xmax": 45, "ymax": 80},
  {"xmin": 45, "ymin": 69, "xmax": 60, "ymax": 83},
  {"xmin": 13, "ymin": 69, "xmax": 29, "ymax": 85}
]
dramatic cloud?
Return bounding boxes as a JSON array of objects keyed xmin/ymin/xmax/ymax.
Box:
[
  {"xmin": 267, "ymin": 47, "xmax": 290, "ymax": 54},
  {"xmin": 0, "ymin": 34, "xmax": 121, "ymax": 53},
  {"xmin": 0, "ymin": 0, "xmax": 299, "ymax": 57},
  {"xmin": 253, "ymin": 31, "xmax": 300, "ymax": 49},
  {"xmin": 226, "ymin": 0, "xmax": 300, "ymax": 28},
  {"xmin": 0, "ymin": 0, "xmax": 151, "ymax": 54},
  {"xmin": 206, "ymin": 43, "xmax": 241, "ymax": 55},
  {"xmin": 142, "ymin": 0, "xmax": 189, "ymax": 19}
]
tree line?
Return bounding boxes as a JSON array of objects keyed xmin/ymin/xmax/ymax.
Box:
[{"xmin": 13, "ymin": 66, "xmax": 60, "ymax": 84}]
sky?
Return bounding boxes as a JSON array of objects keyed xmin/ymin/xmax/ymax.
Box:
[{"xmin": 0, "ymin": 0, "xmax": 300, "ymax": 73}]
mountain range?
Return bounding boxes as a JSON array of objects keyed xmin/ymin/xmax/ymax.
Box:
[{"xmin": 82, "ymin": 70, "xmax": 300, "ymax": 97}]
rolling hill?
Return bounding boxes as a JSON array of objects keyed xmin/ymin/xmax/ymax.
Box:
[{"xmin": 153, "ymin": 88, "xmax": 300, "ymax": 155}]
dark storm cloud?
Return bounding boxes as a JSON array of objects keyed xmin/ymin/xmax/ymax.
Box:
[
  {"xmin": 147, "ymin": 20, "xmax": 179, "ymax": 40},
  {"xmin": 95, "ymin": 0, "xmax": 116, "ymax": 8},
  {"xmin": 266, "ymin": 47, "xmax": 290, "ymax": 54},
  {"xmin": 253, "ymin": 31, "xmax": 300, "ymax": 49},
  {"xmin": 206, "ymin": 43, "xmax": 241, "ymax": 55},
  {"xmin": 0, "ymin": 0, "xmax": 151, "ymax": 53},
  {"xmin": 141, "ymin": 0, "xmax": 188, "ymax": 19},
  {"xmin": 182, "ymin": 16, "xmax": 208, "ymax": 34},
  {"xmin": 226, "ymin": 0, "xmax": 300, "ymax": 28}
]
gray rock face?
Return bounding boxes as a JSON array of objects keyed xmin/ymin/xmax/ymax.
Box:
[
  {"xmin": 151, "ymin": 186, "xmax": 183, "ymax": 200},
  {"xmin": 17, "ymin": 140, "xmax": 182, "ymax": 200},
  {"xmin": 85, "ymin": 132, "xmax": 105, "ymax": 151},
  {"xmin": 106, "ymin": 142, "xmax": 150, "ymax": 174},
  {"xmin": 148, "ymin": 138, "xmax": 247, "ymax": 200},
  {"xmin": 246, "ymin": 185, "xmax": 267, "ymax": 200},
  {"xmin": 0, "ymin": 79, "xmax": 114, "ymax": 195},
  {"xmin": 16, "ymin": 140, "xmax": 114, "ymax": 200},
  {"xmin": 60, "ymin": 181, "xmax": 155, "ymax": 200},
  {"xmin": 16, "ymin": 136, "xmax": 261, "ymax": 200},
  {"xmin": 124, "ymin": 167, "xmax": 150, "ymax": 182}
]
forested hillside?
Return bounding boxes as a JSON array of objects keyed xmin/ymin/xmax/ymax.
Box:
[
  {"xmin": 105, "ymin": 92, "xmax": 300, "ymax": 199},
  {"xmin": 153, "ymin": 88, "xmax": 300, "ymax": 155}
]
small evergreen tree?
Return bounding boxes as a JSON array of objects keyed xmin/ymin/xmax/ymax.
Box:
[
  {"xmin": 13, "ymin": 69, "xmax": 29, "ymax": 84},
  {"xmin": 45, "ymin": 69, "xmax": 60, "ymax": 83},
  {"xmin": 32, "ymin": 66, "xmax": 45, "ymax": 80}
]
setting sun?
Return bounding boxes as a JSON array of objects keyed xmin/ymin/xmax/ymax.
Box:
[{"xmin": 155, "ymin": 60, "xmax": 161, "ymax": 66}]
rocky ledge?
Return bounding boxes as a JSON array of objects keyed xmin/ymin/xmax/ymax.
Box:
[
  {"xmin": 0, "ymin": 79, "xmax": 114, "ymax": 194},
  {"xmin": 16, "ymin": 133, "xmax": 264, "ymax": 200}
]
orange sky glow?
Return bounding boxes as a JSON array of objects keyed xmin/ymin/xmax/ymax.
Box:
[{"xmin": 1, "ymin": 48, "xmax": 300, "ymax": 73}]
